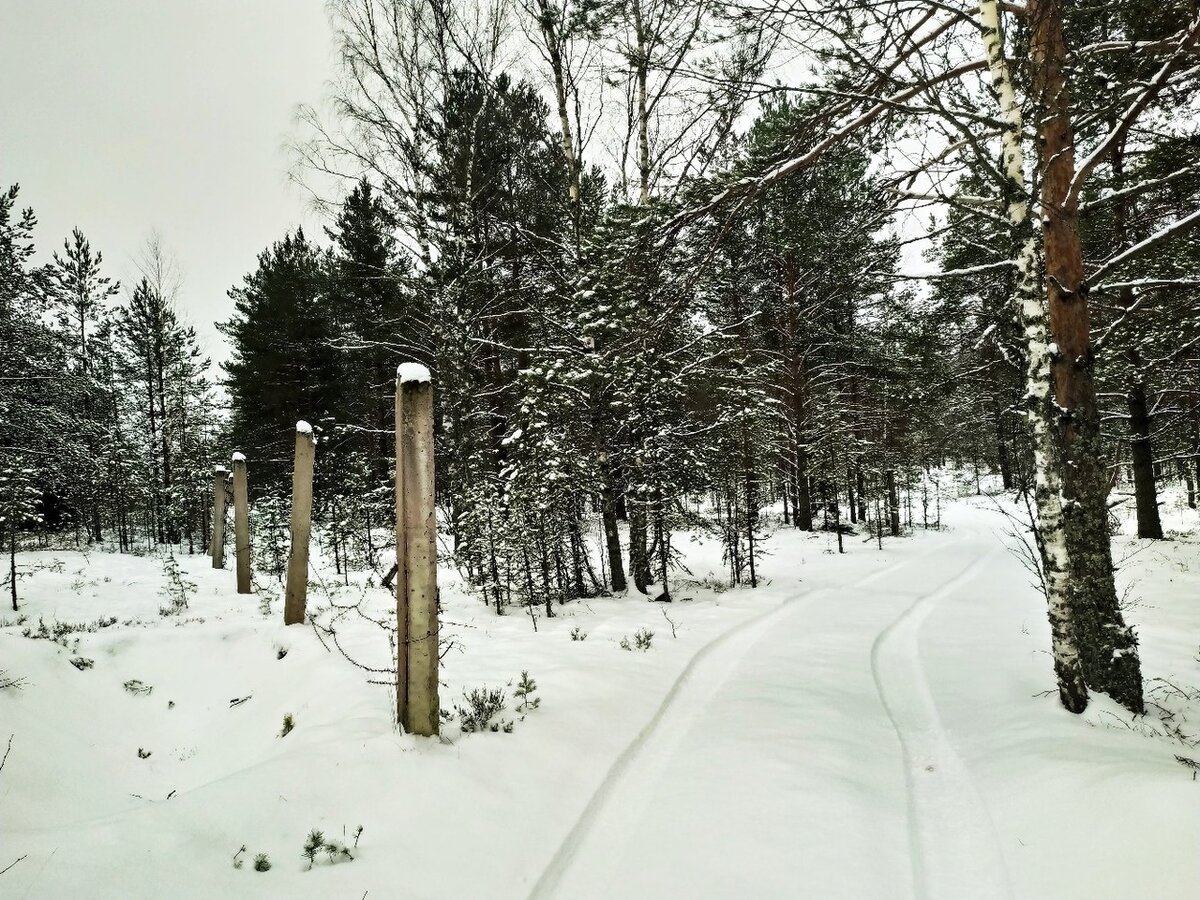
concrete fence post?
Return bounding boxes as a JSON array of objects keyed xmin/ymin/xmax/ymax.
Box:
[
  {"xmin": 232, "ymin": 452, "xmax": 251, "ymax": 594},
  {"xmin": 211, "ymin": 467, "xmax": 229, "ymax": 569},
  {"xmin": 283, "ymin": 422, "xmax": 316, "ymax": 625},
  {"xmin": 396, "ymin": 364, "xmax": 439, "ymax": 736}
]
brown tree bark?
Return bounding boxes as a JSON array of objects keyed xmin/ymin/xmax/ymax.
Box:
[
  {"xmin": 1029, "ymin": 0, "xmax": 1144, "ymax": 713},
  {"xmin": 886, "ymin": 470, "xmax": 901, "ymax": 537},
  {"xmin": 600, "ymin": 464, "xmax": 627, "ymax": 592},
  {"xmin": 1111, "ymin": 138, "xmax": 1163, "ymax": 540}
]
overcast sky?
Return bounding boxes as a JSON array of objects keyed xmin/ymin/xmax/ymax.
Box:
[{"xmin": 0, "ymin": 2, "xmax": 335, "ymax": 364}]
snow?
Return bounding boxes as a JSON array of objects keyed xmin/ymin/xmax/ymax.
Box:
[
  {"xmin": 295, "ymin": 420, "xmax": 312, "ymax": 434},
  {"xmin": 397, "ymin": 363, "xmax": 431, "ymax": 384},
  {"xmin": 231, "ymin": 452, "xmax": 246, "ymax": 463},
  {"xmin": 2, "ymin": 491, "xmax": 1199, "ymax": 898}
]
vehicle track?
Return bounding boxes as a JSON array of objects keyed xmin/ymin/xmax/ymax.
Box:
[
  {"xmin": 528, "ymin": 534, "xmax": 967, "ymax": 900},
  {"xmin": 869, "ymin": 548, "xmax": 1013, "ymax": 900}
]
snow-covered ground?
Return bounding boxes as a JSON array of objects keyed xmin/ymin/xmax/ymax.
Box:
[{"xmin": 2, "ymin": 488, "xmax": 1198, "ymax": 898}]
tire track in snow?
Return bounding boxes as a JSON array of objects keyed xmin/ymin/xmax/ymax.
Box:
[
  {"xmin": 528, "ymin": 535, "xmax": 966, "ymax": 900},
  {"xmin": 869, "ymin": 549, "xmax": 1013, "ymax": 900}
]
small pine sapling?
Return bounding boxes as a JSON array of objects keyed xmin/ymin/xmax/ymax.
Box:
[
  {"xmin": 279, "ymin": 714, "xmax": 295, "ymax": 737},
  {"xmin": 455, "ymin": 687, "xmax": 509, "ymax": 733},
  {"xmin": 253, "ymin": 852, "xmax": 271, "ymax": 872},
  {"xmin": 323, "ymin": 838, "xmax": 353, "ymax": 864},
  {"xmin": 620, "ymin": 628, "xmax": 655, "ymax": 651},
  {"xmin": 303, "ymin": 826, "xmax": 361, "ymax": 869},
  {"xmin": 158, "ymin": 554, "xmax": 196, "ymax": 616},
  {"xmin": 514, "ymin": 671, "xmax": 540, "ymax": 712},
  {"xmin": 570, "ymin": 627, "xmax": 588, "ymax": 641},
  {"xmin": 303, "ymin": 830, "xmax": 324, "ymax": 869}
]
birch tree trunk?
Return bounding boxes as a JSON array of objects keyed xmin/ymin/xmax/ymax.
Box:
[
  {"xmin": 977, "ymin": 0, "xmax": 1088, "ymax": 713},
  {"xmin": 1027, "ymin": 0, "xmax": 1144, "ymax": 714}
]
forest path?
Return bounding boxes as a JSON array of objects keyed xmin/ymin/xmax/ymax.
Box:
[{"xmin": 530, "ymin": 524, "xmax": 1013, "ymax": 900}]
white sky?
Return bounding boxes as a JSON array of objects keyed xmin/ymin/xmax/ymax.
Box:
[{"xmin": 0, "ymin": 1, "xmax": 335, "ymax": 364}]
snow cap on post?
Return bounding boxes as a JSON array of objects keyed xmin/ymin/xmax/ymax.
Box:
[
  {"xmin": 213, "ymin": 465, "xmax": 229, "ymax": 474},
  {"xmin": 397, "ymin": 362, "xmax": 432, "ymax": 384},
  {"xmin": 295, "ymin": 420, "xmax": 317, "ymax": 443},
  {"xmin": 231, "ymin": 451, "xmax": 246, "ymax": 463}
]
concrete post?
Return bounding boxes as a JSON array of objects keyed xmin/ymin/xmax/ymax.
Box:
[
  {"xmin": 397, "ymin": 364, "xmax": 439, "ymax": 736},
  {"xmin": 211, "ymin": 467, "xmax": 228, "ymax": 569},
  {"xmin": 232, "ymin": 452, "xmax": 251, "ymax": 594},
  {"xmin": 283, "ymin": 422, "xmax": 316, "ymax": 625}
]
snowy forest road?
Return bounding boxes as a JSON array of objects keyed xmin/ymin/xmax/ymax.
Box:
[{"xmin": 530, "ymin": 526, "xmax": 1013, "ymax": 900}]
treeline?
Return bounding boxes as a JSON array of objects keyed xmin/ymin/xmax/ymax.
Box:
[
  {"xmin": 1, "ymin": 193, "xmax": 216, "ymax": 608},
  {"xmin": 224, "ymin": 83, "xmax": 985, "ymax": 619}
]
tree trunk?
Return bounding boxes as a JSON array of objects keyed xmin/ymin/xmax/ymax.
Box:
[
  {"xmin": 795, "ymin": 449, "xmax": 813, "ymax": 531},
  {"xmin": 8, "ymin": 526, "xmax": 16, "ymax": 612},
  {"xmin": 995, "ymin": 404, "xmax": 1014, "ymax": 490},
  {"xmin": 1127, "ymin": 382, "xmax": 1163, "ymax": 539},
  {"xmin": 886, "ymin": 470, "xmax": 901, "ymax": 537},
  {"xmin": 600, "ymin": 468, "xmax": 627, "ymax": 592},
  {"xmin": 1111, "ymin": 136, "xmax": 1163, "ymax": 541},
  {"xmin": 847, "ymin": 466, "xmax": 857, "ymax": 524},
  {"xmin": 1028, "ymin": 0, "xmax": 1143, "ymax": 713},
  {"xmin": 628, "ymin": 501, "xmax": 650, "ymax": 593},
  {"xmin": 978, "ymin": 0, "xmax": 1089, "ymax": 713}
]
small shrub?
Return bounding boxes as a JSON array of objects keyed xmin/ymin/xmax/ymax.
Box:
[
  {"xmin": 275, "ymin": 645, "xmax": 288, "ymax": 660},
  {"xmin": 570, "ymin": 627, "xmax": 588, "ymax": 641},
  {"xmin": 123, "ymin": 679, "xmax": 153, "ymax": 696},
  {"xmin": 159, "ymin": 554, "xmax": 196, "ymax": 617},
  {"xmin": 69, "ymin": 657, "xmax": 94, "ymax": 670},
  {"xmin": 621, "ymin": 628, "xmax": 655, "ymax": 652},
  {"xmin": 0, "ymin": 670, "xmax": 26, "ymax": 690},
  {"xmin": 279, "ymin": 714, "xmax": 295, "ymax": 738},
  {"xmin": 514, "ymin": 671, "xmax": 540, "ymax": 712},
  {"xmin": 303, "ymin": 829, "xmax": 324, "ymax": 869},
  {"xmin": 137, "ymin": 747, "xmax": 151, "ymax": 759},
  {"xmin": 253, "ymin": 852, "xmax": 271, "ymax": 872},
  {"xmin": 323, "ymin": 838, "xmax": 353, "ymax": 864},
  {"xmin": 24, "ymin": 616, "xmax": 117, "ymax": 645},
  {"xmin": 455, "ymin": 687, "xmax": 509, "ymax": 733},
  {"xmin": 232, "ymin": 845, "xmax": 246, "ymax": 869},
  {"xmin": 303, "ymin": 826, "xmax": 361, "ymax": 870}
]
